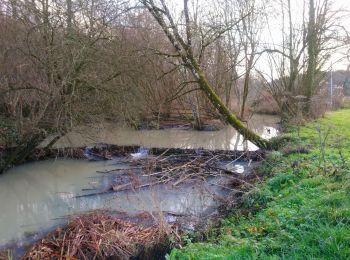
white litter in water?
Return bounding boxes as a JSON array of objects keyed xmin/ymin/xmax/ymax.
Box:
[{"xmin": 130, "ymin": 147, "xmax": 149, "ymax": 158}]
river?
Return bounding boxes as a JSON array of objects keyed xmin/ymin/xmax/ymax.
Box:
[
  {"xmin": 52, "ymin": 114, "xmax": 279, "ymax": 150},
  {"xmin": 0, "ymin": 114, "xmax": 279, "ymax": 252}
]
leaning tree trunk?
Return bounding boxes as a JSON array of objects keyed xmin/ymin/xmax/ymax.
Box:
[
  {"xmin": 141, "ymin": 0, "xmax": 270, "ymax": 150},
  {"xmin": 189, "ymin": 59, "xmax": 270, "ymax": 149}
]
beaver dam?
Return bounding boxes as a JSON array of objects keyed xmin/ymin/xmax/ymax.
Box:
[{"xmin": 0, "ymin": 116, "xmax": 278, "ymax": 259}]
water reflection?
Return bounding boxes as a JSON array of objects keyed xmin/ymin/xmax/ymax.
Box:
[
  {"xmin": 54, "ymin": 114, "xmax": 279, "ymax": 151},
  {"xmin": 1, "ymin": 114, "xmax": 279, "ymax": 247},
  {"xmin": 0, "ymin": 159, "xmax": 231, "ymax": 246}
]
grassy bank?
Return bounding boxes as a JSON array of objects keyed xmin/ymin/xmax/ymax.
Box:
[{"xmin": 169, "ymin": 109, "xmax": 350, "ymax": 259}]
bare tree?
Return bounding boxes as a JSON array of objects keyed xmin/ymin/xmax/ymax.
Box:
[
  {"xmin": 140, "ymin": 0, "xmax": 270, "ymax": 149},
  {"xmin": 237, "ymin": 0, "xmax": 264, "ymax": 119},
  {"xmin": 260, "ymin": 0, "xmax": 348, "ymax": 119},
  {"xmin": 0, "ymin": 0, "xmax": 132, "ymax": 172}
]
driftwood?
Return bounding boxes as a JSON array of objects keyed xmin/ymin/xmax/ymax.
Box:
[{"xmin": 76, "ymin": 148, "xmax": 261, "ymax": 198}]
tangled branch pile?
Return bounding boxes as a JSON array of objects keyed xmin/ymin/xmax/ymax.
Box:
[
  {"xmin": 0, "ymin": 251, "xmax": 12, "ymax": 260},
  {"xmin": 104, "ymin": 150, "xmax": 262, "ymax": 192},
  {"xmin": 22, "ymin": 212, "xmax": 177, "ymax": 260}
]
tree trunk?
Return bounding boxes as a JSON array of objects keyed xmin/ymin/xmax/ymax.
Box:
[
  {"xmin": 141, "ymin": 0, "xmax": 270, "ymax": 149},
  {"xmin": 240, "ymin": 54, "xmax": 254, "ymax": 119},
  {"xmin": 66, "ymin": 0, "xmax": 73, "ymax": 34},
  {"xmin": 189, "ymin": 59, "xmax": 270, "ymax": 149},
  {"xmin": 305, "ymin": 0, "xmax": 316, "ymax": 113},
  {"xmin": 0, "ymin": 133, "xmax": 45, "ymax": 173}
]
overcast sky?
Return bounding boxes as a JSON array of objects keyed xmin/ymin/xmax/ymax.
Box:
[
  {"xmin": 262, "ymin": 0, "xmax": 350, "ymax": 72},
  {"xmin": 327, "ymin": 0, "xmax": 350, "ymax": 70},
  {"xmin": 165, "ymin": 0, "xmax": 350, "ymax": 72}
]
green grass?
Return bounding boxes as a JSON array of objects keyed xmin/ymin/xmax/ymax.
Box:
[
  {"xmin": 342, "ymin": 97, "xmax": 350, "ymax": 109},
  {"xmin": 169, "ymin": 109, "xmax": 350, "ymax": 260}
]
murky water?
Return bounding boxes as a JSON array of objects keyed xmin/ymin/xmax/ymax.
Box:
[
  {"xmin": 0, "ymin": 114, "xmax": 278, "ymax": 249},
  {"xmin": 53, "ymin": 114, "xmax": 279, "ymax": 150},
  {"xmin": 0, "ymin": 158, "xmax": 231, "ymax": 247}
]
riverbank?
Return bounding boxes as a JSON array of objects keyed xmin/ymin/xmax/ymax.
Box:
[
  {"xmin": 169, "ymin": 109, "xmax": 350, "ymax": 259},
  {"xmin": 5, "ymin": 111, "xmax": 348, "ymax": 259},
  {"xmin": 0, "ymin": 146, "xmax": 266, "ymax": 259}
]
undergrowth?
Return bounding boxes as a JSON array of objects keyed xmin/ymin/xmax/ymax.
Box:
[{"xmin": 169, "ymin": 109, "xmax": 350, "ymax": 259}]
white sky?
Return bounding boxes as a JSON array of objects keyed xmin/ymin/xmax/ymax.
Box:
[
  {"xmin": 164, "ymin": 0, "xmax": 350, "ymax": 72},
  {"xmin": 260, "ymin": 0, "xmax": 350, "ymax": 72},
  {"xmin": 328, "ymin": 0, "xmax": 350, "ymax": 70}
]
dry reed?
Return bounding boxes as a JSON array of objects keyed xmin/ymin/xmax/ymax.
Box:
[{"xmin": 22, "ymin": 211, "xmax": 177, "ymax": 260}]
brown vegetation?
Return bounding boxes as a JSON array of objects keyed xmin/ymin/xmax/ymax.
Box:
[
  {"xmin": 21, "ymin": 211, "xmax": 177, "ymax": 260},
  {"xmin": 1, "ymin": 0, "xmax": 348, "ymax": 170},
  {"xmin": 0, "ymin": 0, "xmax": 271, "ymax": 170}
]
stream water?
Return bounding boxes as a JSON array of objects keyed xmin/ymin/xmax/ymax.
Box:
[
  {"xmin": 53, "ymin": 114, "xmax": 279, "ymax": 150},
  {"xmin": 0, "ymin": 114, "xmax": 279, "ymax": 251},
  {"xmin": 0, "ymin": 158, "xmax": 235, "ymax": 248}
]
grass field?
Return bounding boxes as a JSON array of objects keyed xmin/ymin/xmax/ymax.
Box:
[{"xmin": 169, "ymin": 109, "xmax": 350, "ymax": 260}]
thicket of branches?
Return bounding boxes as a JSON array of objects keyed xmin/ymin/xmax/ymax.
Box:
[{"xmin": 0, "ymin": 0, "xmax": 349, "ymax": 171}]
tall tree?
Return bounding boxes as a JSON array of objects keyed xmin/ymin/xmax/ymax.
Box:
[
  {"xmin": 0, "ymin": 0, "xmax": 131, "ymax": 172},
  {"xmin": 140, "ymin": 0, "xmax": 270, "ymax": 149},
  {"xmin": 305, "ymin": 0, "xmax": 316, "ymax": 112},
  {"xmin": 261, "ymin": 0, "xmax": 347, "ymax": 119}
]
